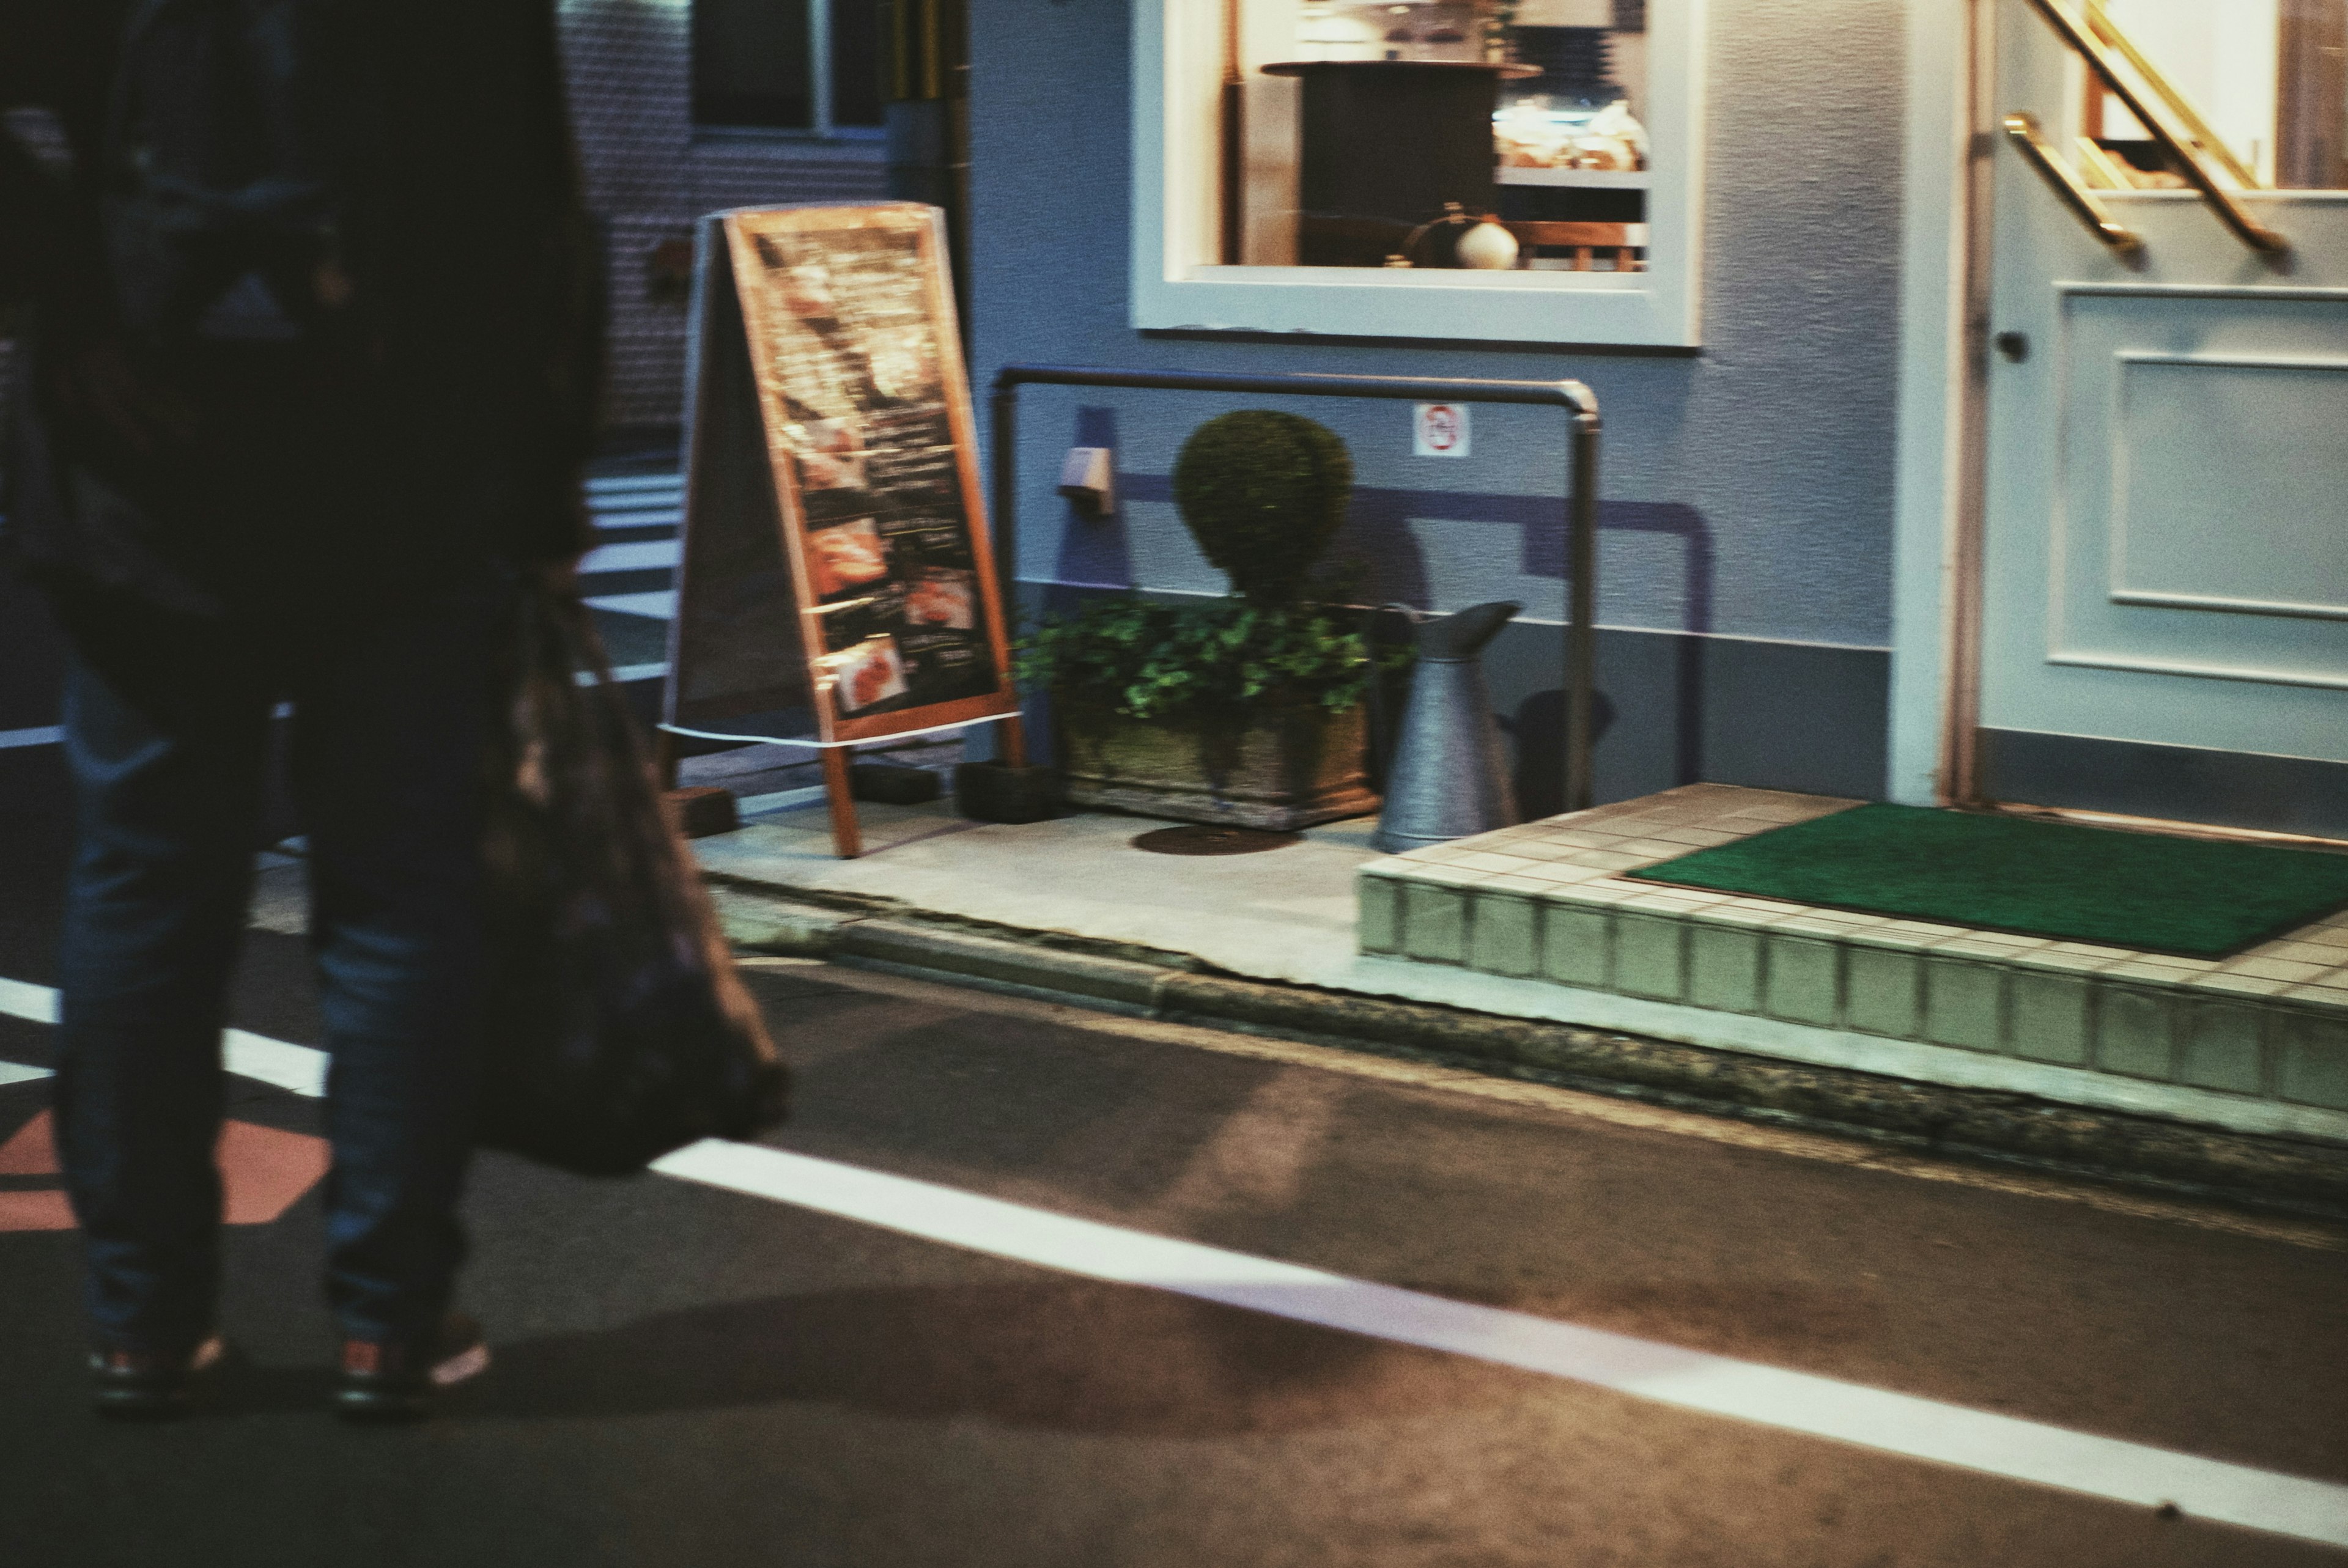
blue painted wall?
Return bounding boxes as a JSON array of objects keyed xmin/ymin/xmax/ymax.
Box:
[{"xmin": 969, "ymin": 0, "xmax": 1908, "ymax": 798}]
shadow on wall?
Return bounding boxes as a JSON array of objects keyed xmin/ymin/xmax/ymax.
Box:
[
  {"xmin": 1075, "ymin": 473, "xmax": 1719, "ymax": 812},
  {"xmin": 1505, "ymin": 685, "xmax": 1617, "ymax": 818},
  {"xmin": 1102, "ymin": 476, "xmax": 1713, "ymax": 637},
  {"xmin": 1032, "ymin": 461, "xmax": 1885, "ymax": 806},
  {"xmin": 1054, "ymin": 405, "xmax": 1134, "ymax": 588}
]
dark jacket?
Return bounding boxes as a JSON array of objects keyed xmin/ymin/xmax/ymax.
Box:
[{"xmin": 0, "ymin": 0, "xmax": 602, "ymax": 614}]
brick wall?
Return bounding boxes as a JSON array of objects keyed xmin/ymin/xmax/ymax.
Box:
[{"xmin": 557, "ymin": 0, "xmax": 889, "ymax": 434}]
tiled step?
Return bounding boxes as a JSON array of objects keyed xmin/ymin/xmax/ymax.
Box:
[
  {"xmin": 1357, "ymin": 785, "xmax": 2348, "ymax": 1133},
  {"xmin": 589, "ymin": 504, "xmax": 684, "ymax": 532},
  {"xmin": 585, "ymin": 472, "xmax": 684, "ymax": 499},
  {"xmin": 581, "ymin": 588, "xmax": 679, "ymax": 620},
  {"xmin": 579, "ymin": 538, "xmax": 682, "ymax": 575}
]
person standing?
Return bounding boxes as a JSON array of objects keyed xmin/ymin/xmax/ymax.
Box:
[{"xmin": 0, "ymin": 0, "xmax": 603, "ymax": 1419}]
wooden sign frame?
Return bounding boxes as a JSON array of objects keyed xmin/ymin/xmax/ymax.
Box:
[{"xmin": 666, "ymin": 202, "xmax": 1023, "ymax": 857}]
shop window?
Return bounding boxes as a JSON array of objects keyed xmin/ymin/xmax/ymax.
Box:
[
  {"xmin": 1133, "ymin": 0, "xmax": 1705, "ymax": 345},
  {"xmin": 693, "ymin": 0, "xmax": 885, "ymax": 137}
]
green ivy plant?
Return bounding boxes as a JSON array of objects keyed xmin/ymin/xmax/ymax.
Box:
[{"xmin": 1018, "ymin": 595, "xmax": 1398, "ymax": 720}]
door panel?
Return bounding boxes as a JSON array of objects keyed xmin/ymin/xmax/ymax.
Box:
[
  {"xmin": 2058, "ymin": 297, "xmax": 2348, "ymax": 674},
  {"xmin": 2106, "ymin": 355, "xmax": 2348, "ymax": 619}
]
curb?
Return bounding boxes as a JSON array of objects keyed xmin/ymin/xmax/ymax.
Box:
[
  {"xmin": 708, "ymin": 885, "xmax": 2348, "ymax": 1220},
  {"xmin": 839, "ymin": 921, "xmax": 1164, "ymax": 1008}
]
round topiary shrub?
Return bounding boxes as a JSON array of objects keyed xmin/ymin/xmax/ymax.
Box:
[{"xmin": 1171, "ymin": 410, "xmax": 1353, "ymax": 608}]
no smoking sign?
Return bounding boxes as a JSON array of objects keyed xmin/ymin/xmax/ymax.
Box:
[{"xmin": 1412, "ymin": 402, "xmax": 1470, "ymax": 458}]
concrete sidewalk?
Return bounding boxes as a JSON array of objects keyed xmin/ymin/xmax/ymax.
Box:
[
  {"xmin": 691, "ymin": 796, "xmax": 2348, "ymax": 1219},
  {"xmin": 692, "ymin": 798, "xmax": 1381, "ymax": 986}
]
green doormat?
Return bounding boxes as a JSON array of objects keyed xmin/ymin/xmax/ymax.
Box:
[{"xmin": 1626, "ymin": 803, "xmax": 2348, "ymax": 957}]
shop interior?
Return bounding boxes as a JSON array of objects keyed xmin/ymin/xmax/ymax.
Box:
[{"xmin": 1220, "ymin": 0, "xmax": 2344, "ymax": 276}]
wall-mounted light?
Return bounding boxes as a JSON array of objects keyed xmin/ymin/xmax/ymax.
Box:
[{"xmin": 1057, "ymin": 447, "xmax": 1116, "ymax": 517}]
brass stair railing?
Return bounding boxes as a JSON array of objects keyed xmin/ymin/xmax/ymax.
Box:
[
  {"xmin": 2013, "ymin": 0, "xmax": 2289, "ymax": 257},
  {"xmin": 2078, "ymin": 0, "xmax": 2264, "ymax": 193},
  {"xmin": 2003, "ymin": 112, "xmax": 2141, "ymax": 255}
]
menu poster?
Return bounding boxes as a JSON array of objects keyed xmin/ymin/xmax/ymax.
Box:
[{"xmin": 722, "ymin": 203, "xmax": 1015, "ymax": 744}]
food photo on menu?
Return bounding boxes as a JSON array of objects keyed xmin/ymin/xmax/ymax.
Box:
[
  {"xmin": 904, "ymin": 566, "xmax": 975, "ymax": 631},
  {"xmin": 773, "ymin": 259, "xmax": 837, "ymax": 320},
  {"xmin": 793, "ymin": 417, "xmax": 868, "ymax": 493},
  {"xmin": 805, "ymin": 517, "xmax": 892, "ymax": 599},
  {"xmin": 883, "ymin": 624, "xmax": 987, "ymax": 705},
  {"xmin": 828, "ymin": 635, "xmax": 910, "ymax": 715},
  {"xmin": 863, "ymin": 325, "xmax": 940, "ymax": 405}
]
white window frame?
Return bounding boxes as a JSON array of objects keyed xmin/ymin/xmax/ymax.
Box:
[{"xmin": 1131, "ymin": 0, "xmax": 1707, "ymax": 346}]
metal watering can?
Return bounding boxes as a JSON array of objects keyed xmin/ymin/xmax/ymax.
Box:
[{"xmin": 1373, "ymin": 601, "xmax": 1520, "ymax": 853}]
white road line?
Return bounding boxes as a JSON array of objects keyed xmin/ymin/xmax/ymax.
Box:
[
  {"xmin": 220, "ymin": 1030, "xmax": 328, "ymax": 1097},
  {"xmin": 1, "ymin": 979, "xmax": 319, "ymax": 1096},
  {"xmin": 0, "ymin": 976, "xmax": 57, "ymax": 1023},
  {"xmin": 0, "ymin": 977, "xmax": 58, "ymax": 1081},
  {"xmin": 655, "ymin": 1139, "xmax": 2348, "ymax": 1548},
  {"xmin": 3, "ymin": 976, "xmax": 2344, "ymax": 1547}
]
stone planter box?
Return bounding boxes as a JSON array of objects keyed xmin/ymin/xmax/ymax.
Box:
[{"xmin": 1055, "ymin": 696, "xmax": 1379, "ymax": 831}]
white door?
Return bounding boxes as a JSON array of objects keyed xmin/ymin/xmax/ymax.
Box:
[{"xmin": 1978, "ymin": 0, "xmax": 2348, "ymax": 836}]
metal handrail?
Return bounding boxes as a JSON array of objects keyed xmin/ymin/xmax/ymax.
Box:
[
  {"xmin": 2070, "ymin": 134, "xmax": 2135, "ymax": 192},
  {"xmin": 990, "ymin": 364, "xmax": 1604, "ymax": 814},
  {"xmin": 2020, "ymin": 0, "xmax": 2288, "ymax": 256},
  {"xmin": 2004, "ymin": 114, "xmax": 2141, "ymax": 254}
]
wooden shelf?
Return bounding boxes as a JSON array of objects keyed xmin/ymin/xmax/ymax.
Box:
[{"xmin": 1496, "ymin": 167, "xmax": 1652, "ymax": 189}]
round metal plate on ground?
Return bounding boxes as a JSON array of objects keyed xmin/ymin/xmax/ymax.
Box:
[{"xmin": 1129, "ymin": 825, "xmax": 1303, "ymax": 856}]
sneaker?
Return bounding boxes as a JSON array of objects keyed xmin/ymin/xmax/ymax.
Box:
[
  {"xmin": 334, "ymin": 1312, "xmax": 489, "ymax": 1424},
  {"xmin": 89, "ymin": 1334, "xmax": 232, "ymax": 1420}
]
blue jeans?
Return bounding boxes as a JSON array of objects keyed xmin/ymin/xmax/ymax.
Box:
[{"xmin": 50, "ymin": 573, "xmax": 508, "ymax": 1353}]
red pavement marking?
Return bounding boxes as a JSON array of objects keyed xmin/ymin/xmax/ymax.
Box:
[
  {"xmin": 0, "ymin": 1190, "xmax": 76, "ymax": 1232},
  {"xmin": 217, "ymin": 1118, "xmax": 331, "ymax": 1225},
  {"xmin": 0, "ymin": 1107, "xmax": 57, "ymax": 1174},
  {"xmin": 0, "ymin": 1110, "xmax": 329, "ymax": 1232}
]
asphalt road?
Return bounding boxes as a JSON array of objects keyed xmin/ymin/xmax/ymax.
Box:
[{"xmin": 3, "ymin": 607, "xmax": 2347, "ymax": 1564}]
